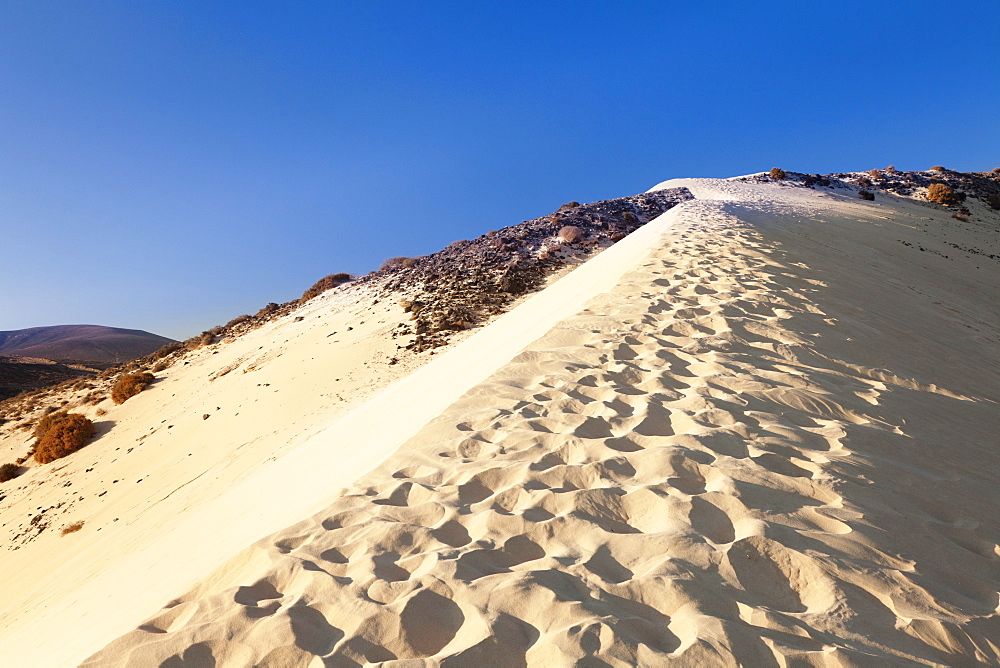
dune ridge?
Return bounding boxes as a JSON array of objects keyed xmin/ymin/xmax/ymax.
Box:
[{"xmin": 83, "ymin": 179, "xmax": 1000, "ymax": 665}]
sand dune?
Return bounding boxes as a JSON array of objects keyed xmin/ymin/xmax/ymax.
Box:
[{"xmin": 76, "ymin": 178, "xmax": 1000, "ymax": 665}]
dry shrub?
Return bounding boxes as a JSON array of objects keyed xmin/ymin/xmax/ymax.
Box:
[
  {"xmin": 926, "ymin": 183, "xmax": 964, "ymax": 206},
  {"xmin": 868, "ymin": 169, "xmax": 883, "ymax": 180},
  {"xmin": 0, "ymin": 463, "xmax": 19, "ymax": 483},
  {"xmin": 112, "ymin": 372, "xmax": 155, "ymax": 405},
  {"xmin": 153, "ymin": 341, "xmax": 183, "ymax": 359},
  {"xmin": 986, "ymin": 193, "xmax": 1000, "ymax": 210},
  {"xmin": 300, "ymin": 273, "xmax": 352, "ymax": 303},
  {"xmin": 381, "ymin": 257, "xmax": 414, "ymax": 271},
  {"xmin": 558, "ymin": 225, "xmax": 582, "ymax": 243},
  {"xmin": 61, "ymin": 521, "xmax": 84, "ymax": 536},
  {"xmin": 929, "ymin": 165, "xmax": 946, "ymax": 172},
  {"xmin": 34, "ymin": 413, "xmax": 94, "ymax": 464},
  {"xmin": 885, "ymin": 165, "xmax": 897, "ymax": 173},
  {"xmin": 859, "ymin": 190, "xmax": 875, "ymax": 201},
  {"xmin": 557, "ymin": 201, "xmax": 580, "ymax": 211},
  {"xmin": 769, "ymin": 167, "xmax": 786, "ymax": 180},
  {"xmin": 952, "ymin": 211, "xmax": 969, "ymax": 221},
  {"xmin": 992, "ymin": 167, "xmax": 1000, "ymax": 174}
]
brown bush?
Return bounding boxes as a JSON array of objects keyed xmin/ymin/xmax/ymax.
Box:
[
  {"xmin": 926, "ymin": 183, "xmax": 964, "ymax": 206},
  {"xmin": 0, "ymin": 463, "xmax": 20, "ymax": 483},
  {"xmin": 885, "ymin": 165, "xmax": 897, "ymax": 173},
  {"xmin": 300, "ymin": 273, "xmax": 353, "ymax": 303},
  {"xmin": 61, "ymin": 521, "xmax": 84, "ymax": 536},
  {"xmin": 986, "ymin": 193, "xmax": 1000, "ymax": 210},
  {"xmin": 868, "ymin": 169, "xmax": 883, "ymax": 180},
  {"xmin": 557, "ymin": 201, "xmax": 580, "ymax": 211},
  {"xmin": 769, "ymin": 167, "xmax": 786, "ymax": 180},
  {"xmin": 152, "ymin": 341, "xmax": 184, "ymax": 359},
  {"xmin": 991, "ymin": 167, "xmax": 1000, "ymax": 174},
  {"xmin": 558, "ymin": 226, "xmax": 582, "ymax": 243},
  {"xmin": 111, "ymin": 372, "xmax": 155, "ymax": 405},
  {"xmin": 929, "ymin": 165, "xmax": 946, "ymax": 172},
  {"xmin": 34, "ymin": 413, "xmax": 94, "ymax": 464},
  {"xmin": 859, "ymin": 190, "xmax": 875, "ymax": 201},
  {"xmin": 381, "ymin": 257, "xmax": 414, "ymax": 271}
]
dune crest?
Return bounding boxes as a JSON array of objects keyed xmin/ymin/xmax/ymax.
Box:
[{"xmin": 81, "ymin": 178, "xmax": 1000, "ymax": 665}]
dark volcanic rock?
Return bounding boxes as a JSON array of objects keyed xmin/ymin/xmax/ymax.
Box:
[{"xmin": 354, "ymin": 188, "xmax": 693, "ymax": 352}]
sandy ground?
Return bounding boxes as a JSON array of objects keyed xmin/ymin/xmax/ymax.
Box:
[{"xmin": 6, "ymin": 176, "xmax": 1000, "ymax": 666}]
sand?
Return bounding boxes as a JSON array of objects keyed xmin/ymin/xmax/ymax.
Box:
[{"xmin": 4, "ymin": 176, "xmax": 1000, "ymax": 666}]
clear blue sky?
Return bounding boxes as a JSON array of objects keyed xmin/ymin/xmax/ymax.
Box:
[{"xmin": 2, "ymin": 1, "xmax": 998, "ymax": 340}]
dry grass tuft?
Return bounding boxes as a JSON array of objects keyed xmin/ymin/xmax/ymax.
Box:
[
  {"xmin": 61, "ymin": 521, "xmax": 84, "ymax": 536},
  {"xmin": 769, "ymin": 167, "xmax": 786, "ymax": 180}
]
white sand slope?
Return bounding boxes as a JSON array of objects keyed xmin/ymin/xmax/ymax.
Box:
[
  {"xmin": 0, "ymin": 191, "xmax": 686, "ymax": 666},
  {"xmin": 10, "ymin": 176, "xmax": 1000, "ymax": 666}
]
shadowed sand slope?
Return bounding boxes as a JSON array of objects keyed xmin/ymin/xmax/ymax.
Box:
[{"xmin": 88, "ymin": 179, "xmax": 999, "ymax": 666}]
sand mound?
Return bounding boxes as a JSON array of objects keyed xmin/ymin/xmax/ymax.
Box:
[{"xmin": 82, "ymin": 179, "xmax": 1000, "ymax": 665}]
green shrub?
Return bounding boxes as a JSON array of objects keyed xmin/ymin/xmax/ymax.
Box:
[
  {"xmin": 111, "ymin": 372, "xmax": 155, "ymax": 405},
  {"xmin": 0, "ymin": 463, "xmax": 20, "ymax": 483},
  {"xmin": 769, "ymin": 167, "xmax": 786, "ymax": 180},
  {"xmin": 926, "ymin": 183, "xmax": 964, "ymax": 205},
  {"xmin": 34, "ymin": 413, "xmax": 94, "ymax": 464}
]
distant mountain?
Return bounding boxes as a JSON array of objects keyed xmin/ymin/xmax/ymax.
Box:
[{"xmin": 0, "ymin": 325, "xmax": 175, "ymax": 366}]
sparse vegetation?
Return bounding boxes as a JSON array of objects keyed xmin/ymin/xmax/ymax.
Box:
[
  {"xmin": 61, "ymin": 521, "xmax": 84, "ymax": 536},
  {"xmin": 381, "ymin": 257, "xmax": 415, "ymax": 271},
  {"xmin": 558, "ymin": 226, "xmax": 582, "ymax": 243},
  {"xmin": 868, "ymin": 169, "xmax": 883, "ymax": 180},
  {"xmin": 34, "ymin": 412, "xmax": 95, "ymax": 464},
  {"xmin": 885, "ymin": 165, "xmax": 897, "ymax": 173},
  {"xmin": 0, "ymin": 463, "xmax": 20, "ymax": 483},
  {"xmin": 986, "ymin": 193, "xmax": 1000, "ymax": 210},
  {"xmin": 152, "ymin": 341, "xmax": 184, "ymax": 359},
  {"xmin": 111, "ymin": 372, "xmax": 155, "ymax": 405},
  {"xmin": 300, "ymin": 273, "xmax": 353, "ymax": 303},
  {"xmin": 557, "ymin": 201, "xmax": 580, "ymax": 211},
  {"xmin": 859, "ymin": 190, "xmax": 875, "ymax": 201},
  {"xmin": 926, "ymin": 183, "xmax": 965, "ymax": 206},
  {"xmin": 769, "ymin": 168, "xmax": 786, "ymax": 180},
  {"xmin": 929, "ymin": 165, "xmax": 946, "ymax": 172}
]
